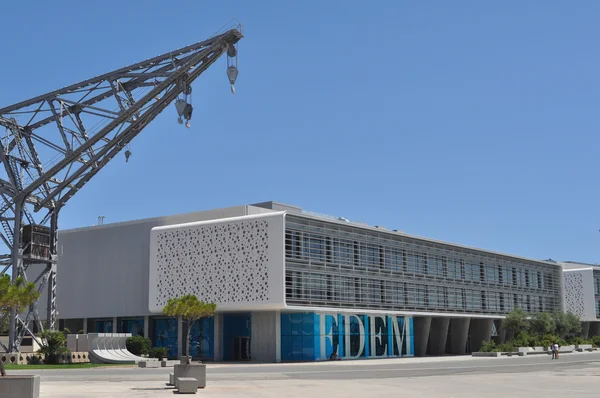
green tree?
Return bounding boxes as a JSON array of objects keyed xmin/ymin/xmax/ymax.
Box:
[
  {"xmin": 502, "ymin": 308, "xmax": 529, "ymax": 338},
  {"xmin": 126, "ymin": 335, "xmax": 152, "ymax": 356},
  {"xmin": 563, "ymin": 312, "xmax": 582, "ymax": 339},
  {"xmin": 37, "ymin": 329, "xmax": 71, "ymax": 364},
  {"xmin": 529, "ymin": 312, "xmax": 556, "ymax": 337},
  {"xmin": 553, "ymin": 311, "xmax": 568, "ymax": 338},
  {"xmin": 162, "ymin": 295, "xmax": 216, "ymax": 365},
  {"xmin": 0, "ymin": 274, "xmax": 40, "ymax": 376},
  {"xmin": 552, "ymin": 312, "xmax": 582, "ymax": 340}
]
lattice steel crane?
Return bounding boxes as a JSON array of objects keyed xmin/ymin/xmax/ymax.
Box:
[{"xmin": 0, "ymin": 27, "xmax": 243, "ymax": 352}]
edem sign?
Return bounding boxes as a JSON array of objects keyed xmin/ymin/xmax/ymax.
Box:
[{"xmin": 317, "ymin": 314, "xmax": 413, "ymax": 359}]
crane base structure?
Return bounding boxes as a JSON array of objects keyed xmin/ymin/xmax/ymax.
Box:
[{"xmin": 0, "ymin": 26, "xmax": 243, "ymax": 352}]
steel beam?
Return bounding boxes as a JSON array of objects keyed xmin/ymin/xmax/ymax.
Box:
[{"xmin": 0, "ymin": 26, "xmax": 243, "ymax": 351}]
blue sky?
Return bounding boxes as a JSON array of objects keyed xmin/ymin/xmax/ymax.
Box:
[{"xmin": 0, "ymin": 1, "xmax": 598, "ymax": 263}]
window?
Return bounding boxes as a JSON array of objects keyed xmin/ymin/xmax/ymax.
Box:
[
  {"xmin": 383, "ymin": 281, "xmax": 404, "ymax": 305},
  {"xmin": 360, "ymin": 244, "xmax": 381, "ymax": 268},
  {"xmin": 485, "ymin": 265, "xmax": 499, "ymax": 283},
  {"xmin": 465, "ymin": 263, "xmax": 479, "ymax": 281},
  {"xmin": 430, "ymin": 256, "xmax": 446, "ymax": 277},
  {"xmin": 384, "ymin": 249, "xmax": 403, "ymax": 271},
  {"xmin": 332, "ymin": 238, "xmax": 354, "ymax": 266},
  {"xmin": 415, "ymin": 285, "xmax": 426, "ymax": 307},
  {"xmin": 304, "ymin": 234, "xmax": 326, "ymax": 262},
  {"xmin": 406, "ymin": 251, "xmax": 427, "ymax": 274},
  {"xmin": 285, "ymin": 230, "xmax": 303, "ymax": 259},
  {"xmin": 286, "ymin": 271, "xmax": 304, "ymax": 300},
  {"xmin": 367, "ymin": 279, "xmax": 382, "ymax": 304},
  {"xmin": 339, "ymin": 276, "xmax": 355, "ymax": 302}
]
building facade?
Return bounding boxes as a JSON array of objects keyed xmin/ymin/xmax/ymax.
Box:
[
  {"xmin": 559, "ymin": 261, "xmax": 600, "ymax": 337},
  {"xmin": 49, "ymin": 201, "xmax": 564, "ymax": 362}
]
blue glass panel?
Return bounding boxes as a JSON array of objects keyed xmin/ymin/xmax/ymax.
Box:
[
  {"xmin": 120, "ymin": 319, "xmax": 144, "ymax": 336},
  {"xmin": 223, "ymin": 314, "xmax": 251, "ymax": 361},
  {"xmin": 189, "ymin": 318, "xmax": 214, "ymax": 359},
  {"xmin": 409, "ymin": 317, "xmax": 415, "ymax": 356},
  {"xmin": 290, "ymin": 313, "xmax": 303, "ymax": 335},
  {"xmin": 153, "ymin": 318, "xmax": 178, "ymax": 359},
  {"xmin": 95, "ymin": 320, "xmax": 113, "ymax": 333},
  {"xmin": 281, "ymin": 314, "xmax": 291, "ymax": 336},
  {"xmin": 363, "ymin": 315, "xmax": 369, "ymax": 358},
  {"xmin": 281, "ymin": 335, "xmax": 292, "ymax": 361},
  {"xmin": 313, "ymin": 314, "xmax": 320, "ymax": 335},
  {"xmin": 338, "ymin": 314, "xmax": 344, "ymax": 358},
  {"xmin": 302, "ymin": 313, "xmax": 313, "ymax": 335},
  {"xmin": 291, "ymin": 335, "xmax": 303, "ymax": 361}
]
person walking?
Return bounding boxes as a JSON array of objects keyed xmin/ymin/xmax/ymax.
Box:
[{"xmin": 552, "ymin": 342, "xmax": 559, "ymax": 359}]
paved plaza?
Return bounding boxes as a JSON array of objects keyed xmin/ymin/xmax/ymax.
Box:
[{"xmin": 9, "ymin": 352, "xmax": 600, "ymax": 397}]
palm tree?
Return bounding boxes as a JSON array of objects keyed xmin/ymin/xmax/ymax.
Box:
[{"xmin": 0, "ymin": 275, "xmax": 40, "ymax": 376}]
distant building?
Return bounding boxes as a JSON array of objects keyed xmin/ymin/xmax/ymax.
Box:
[{"xmin": 48, "ymin": 201, "xmax": 565, "ymax": 362}]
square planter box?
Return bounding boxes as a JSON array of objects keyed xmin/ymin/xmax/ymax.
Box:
[
  {"xmin": 0, "ymin": 375, "xmax": 40, "ymax": 398},
  {"xmin": 174, "ymin": 364, "xmax": 206, "ymax": 389}
]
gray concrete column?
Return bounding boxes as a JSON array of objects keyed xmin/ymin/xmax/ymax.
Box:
[
  {"xmin": 450, "ymin": 318, "xmax": 470, "ymax": 355},
  {"xmin": 413, "ymin": 317, "xmax": 432, "ymax": 357},
  {"xmin": 590, "ymin": 322, "xmax": 600, "ymax": 337},
  {"xmin": 429, "ymin": 317, "xmax": 450, "ymax": 356},
  {"xmin": 581, "ymin": 322, "xmax": 590, "ymax": 339},
  {"xmin": 251, "ymin": 311, "xmax": 280, "ymax": 363},
  {"xmin": 469, "ymin": 319, "xmax": 494, "ymax": 353},
  {"xmin": 177, "ymin": 317, "xmax": 183, "ymax": 357},
  {"xmin": 213, "ymin": 313, "xmax": 223, "ymax": 361},
  {"xmin": 112, "ymin": 317, "xmax": 118, "ymax": 333},
  {"xmin": 83, "ymin": 318, "xmax": 88, "ymax": 334},
  {"xmin": 143, "ymin": 316, "xmax": 150, "ymax": 339}
]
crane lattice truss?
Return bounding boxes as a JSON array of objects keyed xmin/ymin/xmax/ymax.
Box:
[{"xmin": 0, "ymin": 28, "xmax": 243, "ymax": 352}]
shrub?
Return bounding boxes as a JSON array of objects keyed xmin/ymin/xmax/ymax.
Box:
[
  {"xmin": 541, "ymin": 334, "xmax": 560, "ymax": 349},
  {"xmin": 567, "ymin": 336, "xmax": 593, "ymax": 345},
  {"xmin": 592, "ymin": 336, "xmax": 600, "ymax": 348},
  {"xmin": 496, "ymin": 342, "xmax": 514, "ymax": 353},
  {"xmin": 37, "ymin": 329, "xmax": 71, "ymax": 364},
  {"xmin": 150, "ymin": 347, "xmax": 170, "ymax": 361},
  {"xmin": 479, "ymin": 340, "xmax": 496, "ymax": 352},
  {"xmin": 512, "ymin": 331, "xmax": 539, "ymax": 348},
  {"xmin": 126, "ymin": 336, "xmax": 152, "ymax": 356}
]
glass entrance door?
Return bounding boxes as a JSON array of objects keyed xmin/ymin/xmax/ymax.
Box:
[{"xmin": 233, "ymin": 336, "xmax": 251, "ymax": 361}]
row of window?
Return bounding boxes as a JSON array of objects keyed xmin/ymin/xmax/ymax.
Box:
[
  {"xmin": 285, "ymin": 271, "xmax": 555, "ymax": 314},
  {"xmin": 286, "ymin": 229, "xmax": 554, "ymax": 291},
  {"xmin": 595, "ymin": 278, "xmax": 600, "ymax": 296}
]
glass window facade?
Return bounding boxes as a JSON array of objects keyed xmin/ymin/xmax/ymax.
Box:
[
  {"xmin": 153, "ymin": 318, "xmax": 178, "ymax": 359},
  {"xmin": 95, "ymin": 320, "xmax": 113, "ymax": 333},
  {"xmin": 594, "ymin": 272, "xmax": 600, "ymax": 319},
  {"xmin": 120, "ymin": 318, "xmax": 144, "ymax": 336},
  {"xmin": 285, "ymin": 215, "xmax": 562, "ymax": 315},
  {"xmin": 189, "ymin": 318, "xmax": 214, "ymax": 360},
  {"xmin": 280, "ymin": 312, "xmax": 414, "ymax": 361}
]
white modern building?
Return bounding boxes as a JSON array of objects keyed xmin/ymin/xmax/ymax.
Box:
[
  {"xmin": 44, "ymin": 201, "xmax": 565, "ymax": 362},
  {"xmin": 559, "ymin": 261, "xmax": 600, "ymax": 337}
]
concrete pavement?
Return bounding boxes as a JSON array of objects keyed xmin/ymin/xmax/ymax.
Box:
[{"xmin": 8, "ymin": 352, "xmax": 600, "ymax": 397}]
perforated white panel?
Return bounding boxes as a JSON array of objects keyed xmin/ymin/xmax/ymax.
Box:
[
  {"xmin": 562, "ymin": 268, "xmax": 596, "ymax": 321},
  {"xmin": 149, "ymin": 212, "xmax": 286, "ymax": 313},
  {"xmin": 564, "ymin": 272, "xmax": 585, "ymax": 317}
]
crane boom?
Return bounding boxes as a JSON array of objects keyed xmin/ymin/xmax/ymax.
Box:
[{"xmin": 0, "ymin": 27, "xmax": 243, "ymax": 352}]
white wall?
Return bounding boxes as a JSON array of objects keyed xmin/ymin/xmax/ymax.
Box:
[
  {"xmin": 148, "ymin": 212, "xmax": 286, "ymax": 313},
  {"xmin": 43, "ymin": 205, "xmax": 256, "ymax": 320},
  {"xmin": 563, "ymin": 268, "xmax": 596, "ymax": 321}
]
